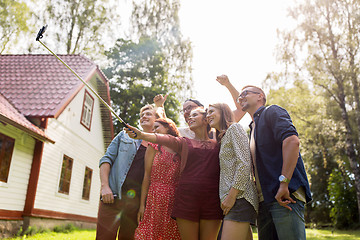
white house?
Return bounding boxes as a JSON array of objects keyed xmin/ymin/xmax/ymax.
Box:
[{"xmin": 0, "ymin": 54, "xmax": 114, "ymax": 237}]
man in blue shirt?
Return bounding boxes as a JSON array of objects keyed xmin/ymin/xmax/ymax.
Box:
[
  {"xmin": 96, "ymin": 103, "xmax": 164, "ymax": 240},
  {"xmin": 237, "ymin": 85, "xmax": 312, "ymax": 240}
]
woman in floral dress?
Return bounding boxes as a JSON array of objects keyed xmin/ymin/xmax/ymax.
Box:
[{"xmin": 134, "ymin": 118, "xmax": 181, "ymax": 240}]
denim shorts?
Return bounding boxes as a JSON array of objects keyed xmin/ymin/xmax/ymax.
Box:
[{"xmin": 223, "ymin": 198, "xmax": 257, "ymax": 225}]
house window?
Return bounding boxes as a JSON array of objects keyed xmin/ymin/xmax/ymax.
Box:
[
  {"xmin": 80, "ymin": 90, "xmax": 94, "ymax": 130},
  {"xmin": 82, "ymin": 167, "xmax": 93, "ymax": 200},
  {"xmin": 58, "ymin": 155, "xmax": 73, "ymax": 194},
  {"xmin": 0, "ymin": 133, "xmax": 15, "ymax": 183}
]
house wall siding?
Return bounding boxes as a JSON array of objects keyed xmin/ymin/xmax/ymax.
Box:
[
  {"xmin": 35, "ymin": 79, "xmax": 105, "ymax": 218},
  {"xmin": 0, "ymin": 124, "xmax": 35, "ymax": 211}
]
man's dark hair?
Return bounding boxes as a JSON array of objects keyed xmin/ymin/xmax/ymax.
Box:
[{"xmin": 185, "ymin": 99, "xmax": 204, "ymax": 107}]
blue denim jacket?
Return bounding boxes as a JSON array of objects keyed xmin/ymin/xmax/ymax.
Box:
[
  {"xmin": 250, "ymin": 105, "xmax": 312, "ymax": 204},
  {"xmin": 99, "ymin": 130, "xmax": 142, "ymax": 199}
]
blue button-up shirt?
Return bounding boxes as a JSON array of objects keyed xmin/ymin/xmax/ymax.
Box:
[
  {"xmin": 250, "ymin": 105, "xmax": 312, "ymax": 204},
  {"xmin": 99, "ymin": 130, "xmax": 142, "ymax": 199}
]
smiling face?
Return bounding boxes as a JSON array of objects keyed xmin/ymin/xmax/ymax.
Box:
[
  {"xmin": 183, "ymin": 101, "xmax": 201, "ymax": 124},
  {"xmin": 152, "ymin": 122, "xmax": 168, "ymax": 134},
  {"xmin": 207, "ymin": 106, "xmax": 221, "ymax": 130},
  {"xmin": 188, "ymin": 108, "xmax": 207, "ymax": 131},
  {"xmin": 237, "ymin": 87, "xmax": 263, "ymax": 112},
  {"xmin": 140, "ymin": 109, "xmax": 157, "ymax": 132}
]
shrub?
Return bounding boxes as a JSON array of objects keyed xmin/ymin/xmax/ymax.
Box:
[
  {"xmin": 23, "ymin": 226, "xmax": 37, "ymax": 236},
  {"xmin": 53, "ymin": 223, "xmax": 77, "ymax": 233}
]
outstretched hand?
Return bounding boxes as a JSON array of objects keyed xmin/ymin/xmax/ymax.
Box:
[
  {"xmin": 275, "ymin": 184, "xmax": 296, "ymax": 210},
  {"xmin": 216, "ymin": 74, "xmax": 230, "ymax": 86},
  {"xmin": 125, "ymin": 125, "xmax": 142, "ymax": 139},
  {"xmin": 153, "ymin": 94, "xmax": 168, "ymax": 107}
]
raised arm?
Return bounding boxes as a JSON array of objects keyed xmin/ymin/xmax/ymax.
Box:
[
  {"xmin": 138, "ymin": 145, "xmax": 157, "ymax": 224},
  {"xmin": 216, "ymin": 75, "xmax": 246, "ymax": 122},
  {"xmin": 153, "ymin": 94, "xmax": 168, "ymax": 118}
]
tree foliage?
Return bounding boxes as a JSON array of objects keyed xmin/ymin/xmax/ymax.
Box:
[
  {"xmin": 328, "ymin": 169, "xmax": 358, "ymax": 229},
  {"xmin": 0, "ymin": 0, "xmax": 31, "ymax": 54},
  {"xmin": 29, "ymin": 0, "xmax": 120, "ymax": 58},
  {"xmin": 104, "ymin": 0, "xmax": 194, "ymax": 134},
  {"xmin": 103, "ymin": 37, "xmax": 181, "ymax": 134},
  {"xmin": 266, "ymin": 0, "xmax": 360, "ymax": 226},
  {"xmin": 265, "ymin": 81, "xmax": 342, "ymax": 225},
  {"xmin": 130, "ymin": 0, "xmax": 193, "ymax": 101}
]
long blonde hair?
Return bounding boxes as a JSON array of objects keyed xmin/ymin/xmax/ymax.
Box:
[{"xmin": 209, "ymin": 103, "xmax": 235, "ymax": 141}]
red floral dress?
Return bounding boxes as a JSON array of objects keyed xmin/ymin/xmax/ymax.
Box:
[{"xmin": 134, "ymin": 143, "xmax": 181, "ymax": 240}]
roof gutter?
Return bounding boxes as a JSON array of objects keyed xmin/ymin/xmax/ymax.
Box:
[{"xmin": 0, "ymin": 115, "xmax": 55, "ymax": 144}]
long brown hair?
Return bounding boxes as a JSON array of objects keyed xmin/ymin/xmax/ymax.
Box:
[{"xmin": 209, "ymin": 103, "xmax": 235, "ymax": 141}]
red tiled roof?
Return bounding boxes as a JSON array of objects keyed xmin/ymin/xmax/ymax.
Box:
[
  {"xmin": 0, "ymin": 54, "xmax": 98, "ymax": 117},
  {"xmin": 0, "ymin": 93, "xmax": 54, "ymax": 143}
]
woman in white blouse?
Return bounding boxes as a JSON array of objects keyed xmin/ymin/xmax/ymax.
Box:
[{"xmin": 207, "ymin": 103, "xmax": 259, "ymax": 240}]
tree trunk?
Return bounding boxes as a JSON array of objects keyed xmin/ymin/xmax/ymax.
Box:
[
  {"xmin": 348, "ymin": 32, "xmax": 360, "ymax": 221},
  {"xmin": 350, "ymin": 65, "xmax": 360, "ymax": 222},
  {"xmin": 326, "ymin": 2, "xmax": 360, "ymax": 220}
]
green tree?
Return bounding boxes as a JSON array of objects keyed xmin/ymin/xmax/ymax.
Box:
[
  {"xmin": 0, "ymin": 0, "xmax": 31, "ymax": 53},
  {"xmin": 328, "ymin": 168, "xmax": 358, "ymax": 229},
  {"xmin": 130, "ymin": 0, "xmax": 193, "ymax": 101},
  {"xmin": 270, "ymin": 0, "xmax": 360, "ymax": 222},
  {"xmin": 103, "ymin": 37, "xmax": 181, "ymax": 134},
  {"xmin": 32, "ymin": 0, "xmax": 120, "ymax": 58}
]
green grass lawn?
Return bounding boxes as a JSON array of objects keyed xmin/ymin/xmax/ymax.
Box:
[
  {"xmin": 252, "ymin": 229, "xmax": 360, "ymax": 240},
  {"xmin": 6, "ymin": 228, "xmax": 360, "ymax": 239},
  {"xmin": 7, "ymin": 229, "xmax": 95, "ymax": 240},
  {"xmin": 306, "ymin": 229, "xmax": 360, "ymax": 240}
]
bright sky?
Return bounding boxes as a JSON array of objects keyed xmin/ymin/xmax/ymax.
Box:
[
  {"xmin": 24, "ymin": 0, "xmax": 298, "ymax": 127},
  {"xmin": 178, "ymin": 0, "xmax": 297, "ymax": 127}
]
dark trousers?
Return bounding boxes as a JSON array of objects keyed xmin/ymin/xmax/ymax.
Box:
[{"xmin": 96, "ymin": 196, "xmax": 139, "ymax": 240}]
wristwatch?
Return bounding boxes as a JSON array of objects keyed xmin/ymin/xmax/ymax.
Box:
[{"xmin": 279, "ymin": 175, "xmax": 290, "ymax": 183}]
